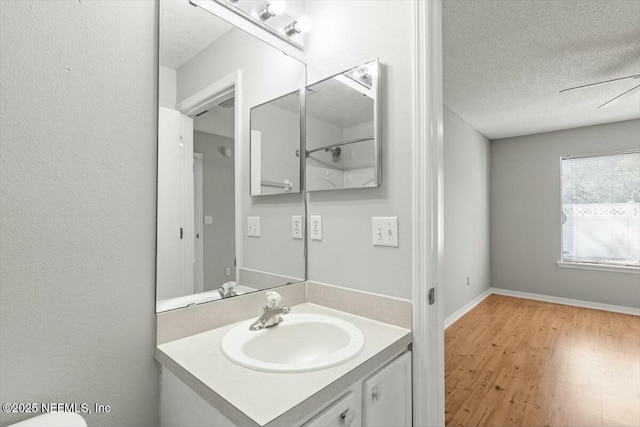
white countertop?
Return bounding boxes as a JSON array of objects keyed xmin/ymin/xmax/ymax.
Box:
[{"xmin": 156, "ymin": 302, "xmax": 412, "ymax": 427}]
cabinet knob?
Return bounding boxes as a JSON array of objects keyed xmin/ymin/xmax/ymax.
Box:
[
  {"xmin": 372, "ymin": 385, "xmax": 382, "ymax": 401},
  {"xmin": 340, "ymin": 408, "xmax": 355, "ymax": 426}
]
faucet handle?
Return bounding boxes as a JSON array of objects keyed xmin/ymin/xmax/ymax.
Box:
[{"xmin": 265, "ymin": 291, "xmax": 282, "ymax": 309}]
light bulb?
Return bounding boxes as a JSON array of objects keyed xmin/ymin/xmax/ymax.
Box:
[
  {"xmin": 295, "ymin": 16, "xmax": 312, "ymax": 33},
  {"xmin": 355, "ymin": 67, "xmax": 369, "ymax": 80},
  {"xmin": 258, "ymin": 0, "xmax": 286, "ymax": 20},
  {"xmin": 268, "ymin": 1, "xmax": 286, "ymax": 15},
  {"xmin": 284, "ymin": 16, "xmax": 312, "ymax": 36}
]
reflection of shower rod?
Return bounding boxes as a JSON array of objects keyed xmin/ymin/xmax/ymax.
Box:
[{"xmin": 303, "ymin": 136, "xmax": 374, "ymax": 156}]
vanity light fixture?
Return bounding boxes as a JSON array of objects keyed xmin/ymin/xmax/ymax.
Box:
[
  {"xmin": 345, "ymin": 63, "xmax": 375, "ymax": 89},
  {"xmin": 284, "ymin": 16, "xmax": 312, "ymax": 36},
  {"xmin": 258, "ymin": 1, "xmax": 286, "ymax": 21},
  {"xmin": 354, "ymin": 66, "xmax": 370, "ymax": 80}
]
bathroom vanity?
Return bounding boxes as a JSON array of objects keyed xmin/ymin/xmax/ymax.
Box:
[
  {"xmin": 155, "ymin": 2, "xmax": 413, "ymax": 425},
  {"xmin": 155, "ymin": 286, "xmax": 412, "ymax": 427}
]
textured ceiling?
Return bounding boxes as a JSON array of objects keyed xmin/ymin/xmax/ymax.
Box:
[
  {"xmin": 306, "ymin": 78, "xmax": 374, "ymax": 128},
  {"xmin": 160, "ymin": 0, "xmax": 232, "ymax": 69},
  {"xmin": 256, "ymin": 78, "xmax": 374, "ymax": 129},
  {"xmin": 443, "ymin": 0, "xmax": 640, "ymax": 140}
]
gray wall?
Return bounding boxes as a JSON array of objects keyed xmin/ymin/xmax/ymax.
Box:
[
  {"xmin": 0, "ymin": 1, "xmax": 159, "ymax": 427},
  {"xmin": 491, "ymin": 119, "xmax": 640, "ymax": 308},
  {"xmin": 304, "ymin": 0, "xmax": 414, "ymax": 299},
  {"xmin": 443, "ymin": 108, "xmax": 491, "ymax": 318},
  {"xmin": 194, "ymin": 131, "xmax": 236, "ymax": 291}
]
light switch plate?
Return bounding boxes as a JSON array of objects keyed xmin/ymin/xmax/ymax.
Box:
[
  {"xmin": 372, "ymin": 217, "xmax": 399, "ymax": 247},
  {"xmin": 310, "ymin": 215, "xmax": 322, "ymax": 241},
  {"xmin": 292, "ymin": 215, "xmax": 303, "ymax": 239},
  {"xmin": 247, "ymin": 216, "xmax": 260, "ymax": 237},
  {"xmin": 204, "ymin": 216, "xmax": 213, "ymax": 225}
]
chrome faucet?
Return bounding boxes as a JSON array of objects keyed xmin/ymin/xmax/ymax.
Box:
[
  {"xmin": 249, "ymin": 291, "xmax": 290, "ymax": 331},
  {"xmin": 218, "ymin": 281, "xmax": 237, "ymax": 299}
]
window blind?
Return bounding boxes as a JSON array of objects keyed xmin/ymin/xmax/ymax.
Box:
[{"xmin": 561, "ymin": 151, "xmax": 640, "ymax": 268}]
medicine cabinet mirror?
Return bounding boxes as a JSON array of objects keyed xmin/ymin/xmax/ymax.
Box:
[
  {"xmin": 156, "ymin": 0, "xmax": 306, "ymax": 313},
  {"xmin": 250, "ymin": 90, "xmax": 302, "ymax": 196},
  {"xmin": 304, "ymin": 59, "xmax": 381, "ymax": 191}
]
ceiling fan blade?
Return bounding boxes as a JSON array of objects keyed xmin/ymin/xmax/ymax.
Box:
[
  {"xmin": 559, "ymin": 74, "xmax": 640, "ymax": 93},
  {"xmin": 597, "ymin": 83, "xmax": 640, "ymax": 109}
]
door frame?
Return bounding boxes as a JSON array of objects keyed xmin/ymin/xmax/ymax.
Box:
[
  {"xmin": 412, "ymin": 1, "xmax": 445, "ymax": 426},
  {"xmin": 176, "ymin": 71, "xmax": 243, "ymax": 282}
]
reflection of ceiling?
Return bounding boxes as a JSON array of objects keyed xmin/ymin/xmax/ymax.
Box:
[
  {"xmin": 444, "ymin": 0, "xmax": 640, "ymax": 140},
  {"xmin": 262, "ymin": 92, "xmax": 300, "ymax": 115},
  {"xmin": 160, "ymin": 0, "xmax": 233, "ymax": 69},
  {"xmin": 306, "ymin": 78, "xmax": 374, "ymax": 129}
]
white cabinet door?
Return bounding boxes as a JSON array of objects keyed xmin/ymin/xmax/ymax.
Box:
[
  {"xmin": 304, "ymin": 391, "xmax": 360, "ymax": 427},
  {"xmin": 363, "ymin": 351, "xmax": 412, "ymax": 427}
]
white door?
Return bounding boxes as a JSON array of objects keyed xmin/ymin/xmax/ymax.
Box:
[
  {"xmin": 157, "ymin": 107, "xmax": 194, "ymax": 300},
  {"xmin": 363, "ymin": 352, "xmax": 412, "ymax": 427},
  {"xmin": 250, "ymin": 130, "xmax": 261, "ymax": 195},
  {"xmin": 193, "ymin": 152, "xmax": 204, "ymax": 294}
]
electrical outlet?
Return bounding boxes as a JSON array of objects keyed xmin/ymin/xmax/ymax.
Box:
[
  {"xmin": 292, "ymin": 215, "xmax": 303, "ymax": 239},
  {"xmin": 225, "ymin": 267, "xmax": 231, "ymax": 276},
  {"xmin": 466, "ymin": 277, "xmax": 470, "ymax": 286},
  {"xmin": 372, "ymin": 217, "xmax": 399, "ymax": 247},
  {"xmin": 204, "ymin": 216, "xmax": 213, "ymax": 225},
  {"xmin": 247, "ymin": 216, "xmax": 260, "ymax": 237},
  {"xmin": 310, "ymin": 215, "xmax": 322, "ymax": 241}
]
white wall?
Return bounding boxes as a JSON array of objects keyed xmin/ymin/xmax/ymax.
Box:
[
  {"xmin": 194, "ymin": 131, "xmax": 236, "ymax": 291},
  {"xmin": 491, "ymin": 119, "xmax": 640, "ymax": 308},
  {"xmin": 443, "ymin": 108, "xmax": 491, "ymax": 318},
  {"xmin": 304, "ymin": 1, "xmax": 414, "ymax": 299},
  {"xmin": 177, "ymin": 27, "xmax": 306, "ymax": 282},
  {"xmin": 159, "ymin": 65, "xmax": 176, "ymax": 108},
  {"xmin": 0, "ymin": 2, "xmax": 158, "ymax": 427}
]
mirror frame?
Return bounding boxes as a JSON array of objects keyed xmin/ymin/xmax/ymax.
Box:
[
  {"xmin": 249, "ymin": 88, "xmax": 306, "ymax": 196},
  {"xmin": 303, "ymin": 58, "xmax": 381, "ymax": 192}
]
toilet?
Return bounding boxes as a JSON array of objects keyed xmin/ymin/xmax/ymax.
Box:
[{"xmin": 7, "ymin": 412, "xmax": 87, "ymax": 427}]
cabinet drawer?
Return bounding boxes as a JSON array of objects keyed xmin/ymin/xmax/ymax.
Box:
[
  {"xmin": 363, "ymin": 351, "xmax": 412, "ymax": 427},
  {"xmin": 304, "ymin": 391, "xmax": 359, "ymax": 427}
]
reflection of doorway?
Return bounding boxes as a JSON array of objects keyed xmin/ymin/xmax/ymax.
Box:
[
  {"xmin": 156, "ymin": 71, "xmax": 241, "ymax": 307},
  {"xmin": 193, "ymin": 152, "xmax": 204, "ymax": 294},
  {"xmin": 192, "ymin": 110, "xmax": 236, "ymax": 291},
  {"xmin": 180, "ymin": 78, "xmax": 237, "ymax": 293}
]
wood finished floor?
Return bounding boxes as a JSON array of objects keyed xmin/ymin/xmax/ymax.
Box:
[{"xmin": 445, "ymin": 295, "xmax": 640, "ymax": 427}]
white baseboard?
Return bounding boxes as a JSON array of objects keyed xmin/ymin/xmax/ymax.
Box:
[
  {"xmin": 444, "ymin": 288, "xmax": 492, "ymax": 329},
  {"xmin": 444, "ymin": 288, "xmax": 639, "ymax": 328},
  {"xmin": 490, "ymin": 287, "xmax": 640, "ymax": 316}
]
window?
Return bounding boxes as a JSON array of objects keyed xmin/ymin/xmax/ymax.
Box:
[{"xmin": 561, "ymin": 150, "xmax": 640, "ymax": 268}]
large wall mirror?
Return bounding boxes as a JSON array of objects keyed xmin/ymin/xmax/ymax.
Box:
[
  {"xmin": 156, "ymin": 0, "xmax": 306, "ymax": 313},
  {"xmin": 305, "ymin": 59, "xmax": 381, "ymax": 191}
]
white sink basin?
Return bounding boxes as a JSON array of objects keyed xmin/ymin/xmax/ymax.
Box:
[{"xmin": 221, "ymin": 313, "xmax": 365, "ymax": 373}]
